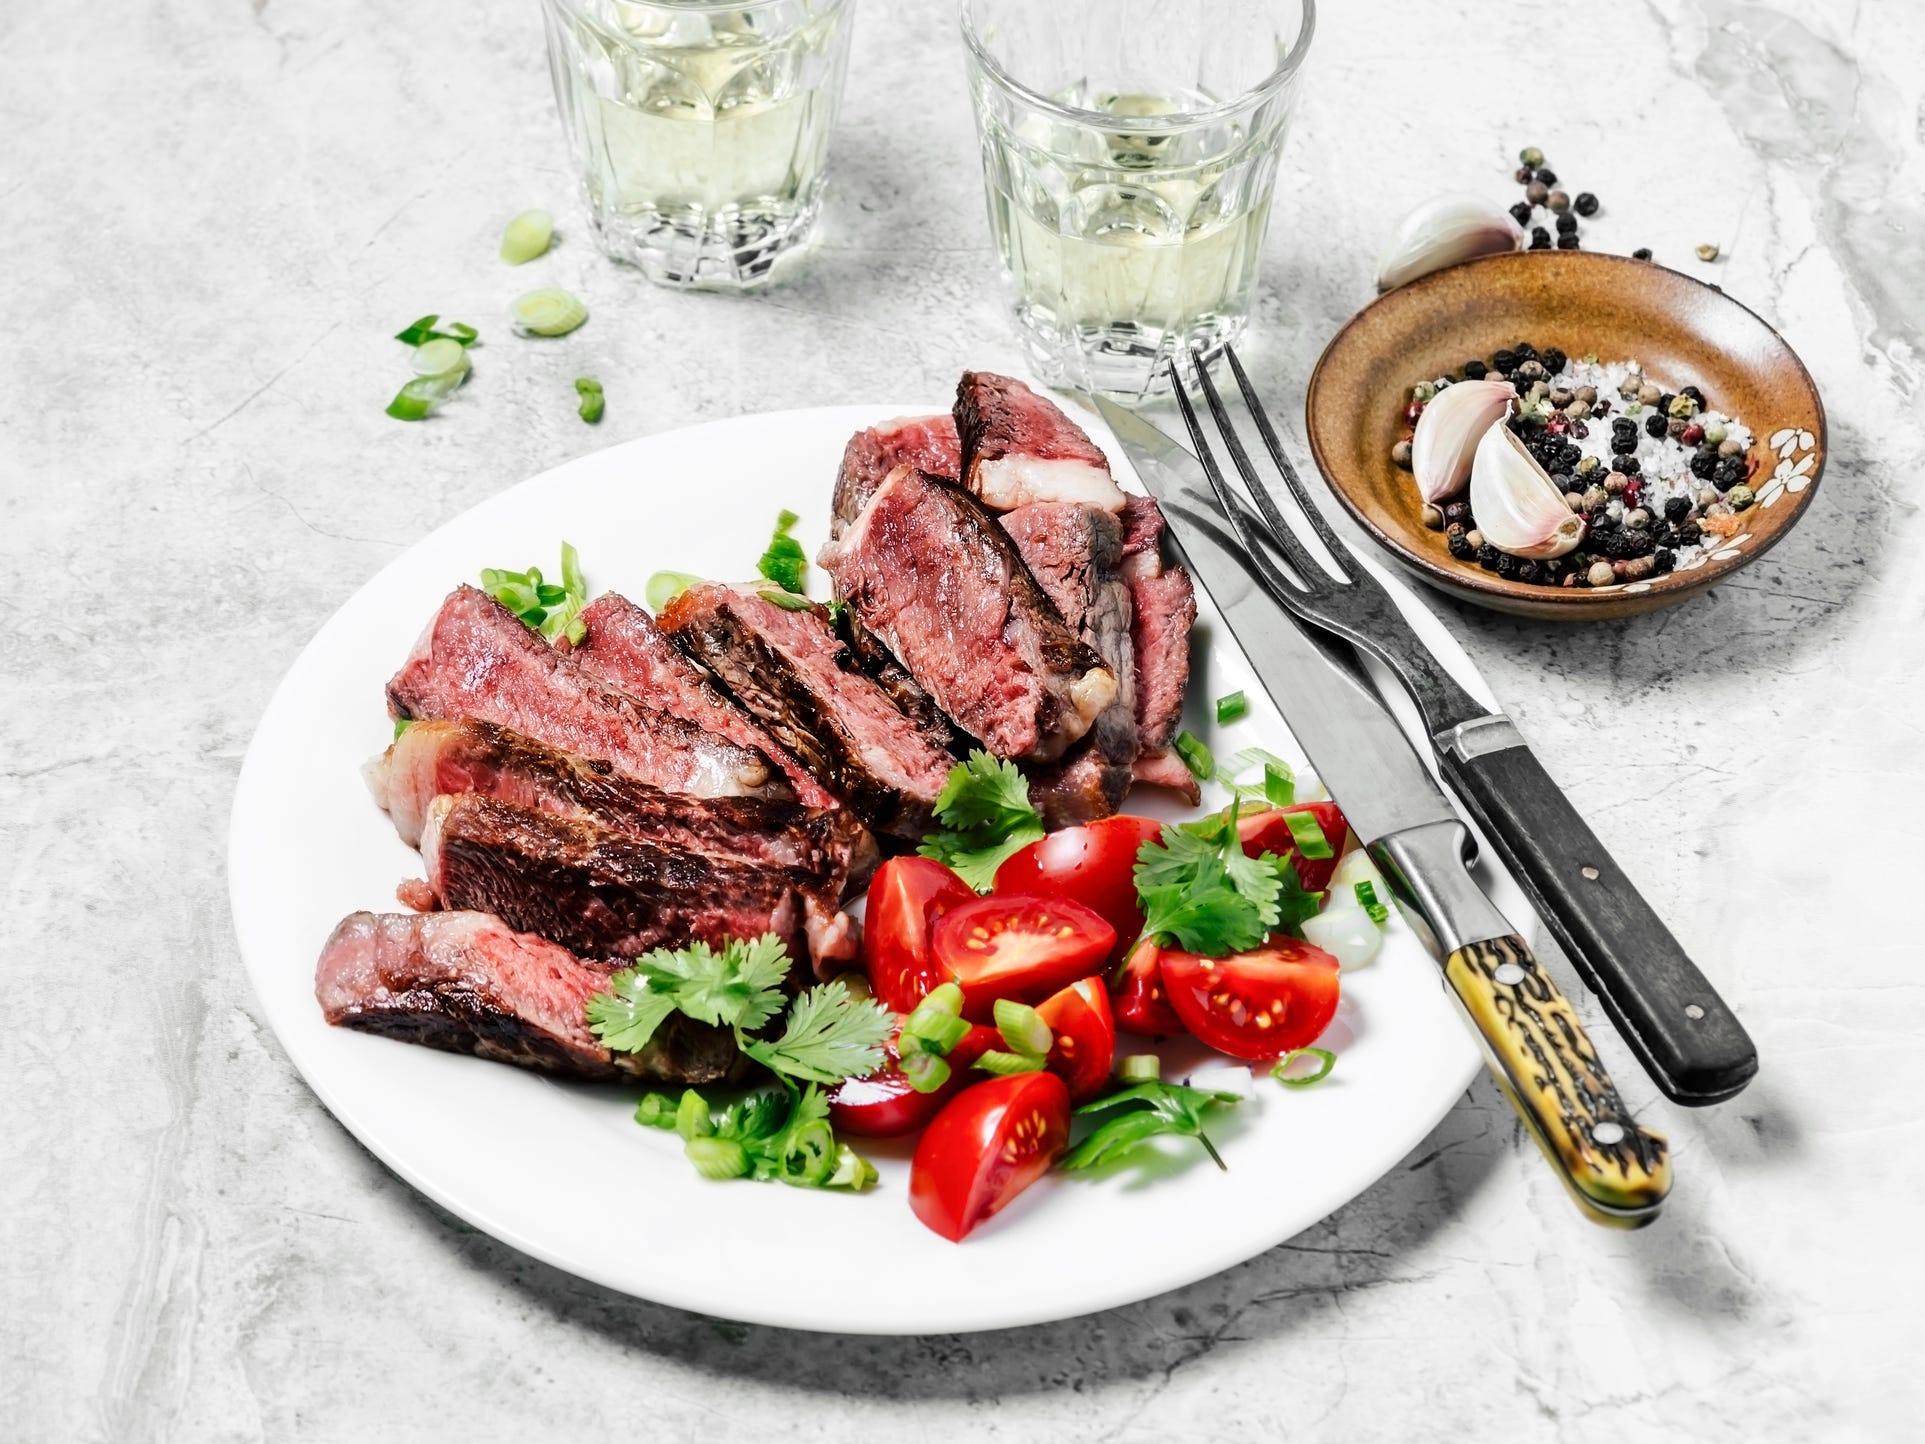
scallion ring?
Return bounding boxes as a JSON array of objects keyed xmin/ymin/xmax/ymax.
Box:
[
  {"xmin": 510, "ymin": 287, "xmax": 588, "ymax": 337},
  {"xmin": 1115, "ymin": 1053, "xmax": 1162, "ymax": 1083},
  {"xmin": 1215, "ymin": 691, "xmax": 1248, "ymax": 724},
  {"xmin": 644, "ymin": 571, "xmax": 703, "ymax": 613},
  {"xmin": 992, "ymin": 998, "xmax": 1052, "ymax": 1058},
  {"xmin": 975, "ymin": 1049, "xmax": 1048, "ymax": 1076},
  {"xmin": 1272, "ymin": 1048, "xmax": 1336, "ymax": 1088}
]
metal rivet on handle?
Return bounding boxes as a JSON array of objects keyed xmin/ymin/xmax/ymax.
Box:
[
  {"xmin": 1592, "ymin": 1122, "xmax": 1626, "ymax": 1146},
  {"xmin": 1580, "ymin": 865, "xmax": 1600, "ymax": 881},
  {"xmin": 1493, "ymin": 962, "xmax": 1526, "ymax": 986},
  {"xmin": 1685, "ymin": 1004, "xmax": 1705, "ymax": 1020}
]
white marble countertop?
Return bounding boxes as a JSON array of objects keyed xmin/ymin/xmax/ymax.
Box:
[{"xmin": 4, "ymin": 0, "xmax": 1920, "ymax": 1437}]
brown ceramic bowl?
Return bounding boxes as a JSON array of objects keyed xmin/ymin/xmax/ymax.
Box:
[{"xmin": 1305, "ymin": 251, "xmax": 1826, "ymax": 619}]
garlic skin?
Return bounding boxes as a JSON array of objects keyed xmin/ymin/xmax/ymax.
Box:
[
  {"xmin": 1469, "ymin": 419, "xmax": 1587, "ymax": 559},
  {"xmin": 1376, "ymin": 195, "xmax": 1524, "ymax": 292},
  {"xmin": 1410, "ymin": 378, "xmax": 1516, "ymax": 503}
]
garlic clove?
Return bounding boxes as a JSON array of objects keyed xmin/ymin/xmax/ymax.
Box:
[
  {"xmin": 1410, "ymin": 378, "xmax": 1516, "ymax": 503},
  {"xmin": 1375, "ymin": 194, "xmax": 1525, "ymax": 292},
  {"xmin": 1468, "ymin": 418, "xmax": 1587, "ymax": 559}
]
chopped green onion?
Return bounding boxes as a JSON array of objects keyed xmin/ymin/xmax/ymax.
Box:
[
  {"xmin": 1215, "ymin": 691, "xmax": 1248, "ymax": 724},
  {"xmin": 410, "ymin": 336, "xmax": 470, "ymax": 380},
  {"xmin": 901, "ymin": 1007, "xmax": 970, "ymax": 1057},
  {"xmin": 560, "ymin": 542, "xmax": 586, "ymax": 601},
  {"xmin": 1263, "ymin": 763, "xmax": 1295, "ymax": 808},
  {"xmin": 644, "ymin": 570, "xmax": 702, "ymax": 612},
  {"xmin": 1282, "ymin": 811, "xmax": 1333, "ymax": 859},
  {"xmin": 759, "ymin": 588, "xmax": 815, "ymax": 612},
  {"xmin": 385, "ymin": 374, "xmax": 461, "ymax": 421},
  {"xmin": 901, "ymin": 1050, "xmax": 952, "ymax": 1094},
  {"xmin": 827, "ymin": 1144, "xmax": 879, "ymax": 1191},
  {"xmin": 392, "ymin": 717, "xmax": 412, "ymax": 740},
  {"xmin": 993, "ymin": 999, "xmax": 1052, "ymax": 1058},
  {"xmin": 510, "ymin": 287, "xmax": 589, "ymax": 337},
  {"xmin": 634, "ymin": 1093, "xmax": 678, "ymax": 1130},
  {"xmin": 920, "ymin": 982, "xmax": 965, "ymax": 1017},
  {"xmin": 394, "ymin": 314, "xmax": 478, "ymax": 347},
  {"xmin": 779, "ymin": 1118, "xmax": 838, "ymax": 1186},
  {"xmin": 575, "ymin": 376, "xmax": 605, "ymax": 424},
  {"xmin": 499, "ymin": 208, "xmax": 555, "ymax": 265},
  {"xmin": 1272, "ymin": 1047, "xmax": 1336, "ymax": 1088},
  {"xmin": 674, "ymin": 1089, "xmax": 713, "ymax": 1139},
  {"xmin": 757, "ymin": 508, "xmax": 809, "ymax": 594},
  {"xmin": 1173, "ymin": 729, "xmax": 1214, "ymax": 781},
  {"xmin": 1115, "ymin": 1053, "xmax": 1162, "ymax": 1083},
  {"xmin": 443, "ymin": 321, "xmax": 478, "ymax": 345},
  {"xmin": 975, "ymin": 1049, "xmax": 1048, "ymax": 1076},
  {"xmin": 1354, "ymin": 880, "xmax": 1389, "ymax": 925},
  {"xmin": 685, "ymin": 1135, "xmax": 750, "ymax": 1180}
]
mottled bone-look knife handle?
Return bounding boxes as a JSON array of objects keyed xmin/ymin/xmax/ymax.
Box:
[{"xmin": 1444, "ymin": 935, "xmax": 1671, "ymax": 1227}]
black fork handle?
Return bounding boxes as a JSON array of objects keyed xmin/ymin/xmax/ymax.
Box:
[{"xmin": 1438, "ymin": 719, "xmax": 1758, "ymax": 1105}]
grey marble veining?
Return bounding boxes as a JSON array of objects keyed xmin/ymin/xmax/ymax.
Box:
[{"xmin": 2, "ymin": 0, "xmax": 1920, "ymax": 1438}]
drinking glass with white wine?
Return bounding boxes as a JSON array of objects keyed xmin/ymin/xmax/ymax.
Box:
[{"xmin": 961, "ymin": 0, "xmax": 1314, "ymax": 396}]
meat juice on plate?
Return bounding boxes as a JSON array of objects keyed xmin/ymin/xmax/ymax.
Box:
[{"xmin": 541, "ymin": 0, "xmax": 854, "ymax": 288}]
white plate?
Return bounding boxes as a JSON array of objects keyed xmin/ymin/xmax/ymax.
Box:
[{"xmin": 230, "ymin": 403, "xmax": 1517, "ymax": 1335}]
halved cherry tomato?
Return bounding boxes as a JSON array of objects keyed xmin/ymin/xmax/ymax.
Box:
[
  {"xmin": 828, "ymin": 1025, "xmax": 1000, "ymax": 1138},
  {"xmin": 1237, "ymin": 801, "xmax": 1350, "ymax": 893},
  {"xmin": 930, "ymin": 895, "xmax": 1116, "ymax": 1023},
  {"xmin": 992, "ymin": 815, "xmax": 1165, "ymax": 968},
  {"xmin": 862, "ymin": 856, "xmax": 975, "ymax": 1014},
  {"xmin": 909, "ymin": 1071, "xmax": 1071, "ymax": 1242},
  {"xmin": 1157, "ymin": 936, "xmax": 1341, "ymax": 1061},
  {"xmin": 1035, "ymin": 978, "xmax": 1116, "ymax": 1101},
  {"xmin": 1113, "ymin": 936, "xmax": 1187, "ymax": 1036}
]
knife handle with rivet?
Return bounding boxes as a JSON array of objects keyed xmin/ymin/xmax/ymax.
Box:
[
  {"xmin": 1437, "ymin": 719, "xmax": 1759, "ymax": 1106},
  {"xmin": 1444, "ymin": 934, "xmax": 1672, "ymax": 1227}
]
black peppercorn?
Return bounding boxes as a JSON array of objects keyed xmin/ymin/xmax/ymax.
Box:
[
  {"xmin": 1574, "ymin": 192, "xmax": 1599, "ymax": 216},
  {"xmin": 1512, "ymin": 342, "xmax": 1537, "ymax": 361},
  {"xmin": 1644, "ymin": 413, "xmax": 1668, "ymax": 439},
  {"xmin": 1556, "ymin": 234, "xmax": 1580, "ymax": 250},
  {"xmin": 1610, "ymin": 436, "xmax": 1638, "ymax": 457},
  {"xmin": 1612, "ymin": 412, "xmax": 1636, "ymax": 430},
  {"xmin": 1603, "ymin": 527, "xmax": 1655, "ymax": 559},
  {"xmin": 1559, "ymin": 442, "xmax": 1583, "ymax": 470},
  {"xmin": 1476, "ymin": 544, "xmax": 1502, "ymax": 571},
  {"xmin": 1689, "ymin": 450, "xmax": 1718, "ymax": 480},
  {"xmin": 1555, "ymin": 213, "xmax": 1578, "ymax": 235},
  {"xmin": 1652, "ymin": 547, "xmax": 1675, "ymax": 575},
  {"xmin": 1444, "ymin": 500, "xmax": 1472, "ymax": 526},
  {"xmin": 1591, "ymin": 401, "xmax": 1612, "ymax": 419},
  {"xmin": 1534, "ymin": 167, "xmax": 1557, "ymax": 186},
  {"xmin": 1714, "ymin": 456, "xmax": 1745, "ymax": 490},
  {"xmin": 1541, "ymin": 348, "xmax": 1567, "ymax": 374},
  {"xmin": 1617, "ymin": 455, "xmax": 1640, "ymax": 476},
  {"xmin": 1632, "ymin": 247, "xmax": 1653, "ymax": 260},
  {"xmin": 1656, "ymin": 523, "xmax": 1682, "ymax": 548},
  {"xmin": 1494, "ymin": 553, "xmax": 1520, "ymax": 580},
  {"xmin": 1678, "ymin": 520, "xmax": 1703, "ymax": 547},
  {"xmin": 1491, "ymin": 349, "xmax": 1516, "ymax": 374},
  {"xmin": 1515, "ymin": 560, "xmax": 1542, "ymax": 585},
  {"xmin": 1516, "ymin": 166, "xmax": 1535, "ymax": 185},
  {"xmin": 1588, "ymin": 510, "xmax": 1618, "ymax": 533},
  {"xmin": 1513, "ymin": 375, "xmax": 1533, "ymax": 395},
  {"xmin": 1509, "ymin": 201, "xmax": 1533, "ymax": 227},
  {"xmin": 1681, "ymin": 385, "xmax": 1706, "ymax": 407},
  {"xmin": 1463, "ymin": 359, "xmax": 1488, "ymax": 379},
  {"xmin": 1663, "ymin": 495, "xmax": 1691, "ymax": 523},
  {"xmin": 1447, "ymin": 532, "xmax": 1475, "ymax": 562}
]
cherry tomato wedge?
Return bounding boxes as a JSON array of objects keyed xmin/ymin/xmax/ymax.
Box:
[
  {"xmin": 1236, "ymin": 802, "xmax": 1350, "ymax": 893},
  {"xmin": 992, "ymin": 814, "xmax": 1165, "ymax": 968},
  {"xmin": 930, "ymin": 894, "xmax": 1116, "ymax": 1023},
  {"xmin": 828, "ymin": 1025, "xmax": 1000, "ymax": 1138},
  {"xmin": 862, "ymin": 856, "xmax": 976, "ymax": 1014},
  {"xmin": 1157, "ymin": 937, "xmax": 1341, "ymax": 1061},
  {"xmin": 909, "ymin": 1072, "xmax": 1071, "ymax": 1242},
  {"xmin": 1035, "ymin": 978, "xmax": 1116, "ymax": 1101},
  {"xmin": 1113, "ymin": 937, "xmax": 1187, "ymax": 1037}
]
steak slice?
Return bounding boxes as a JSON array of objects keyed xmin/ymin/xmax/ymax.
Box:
[
  {"xmin": 315, "ymin": 910, "xmax": 744, "ymax": 1084},
  {"xmin": 999, "ymin": 502, "xmax": 1139, "ymax": 826},
  {"xmin": 820, "ymin": 467, "xmax": 1117, "ymax": 763},
  {"xmin": 368, "ymin": 718, "xmax": 876, "ymax": 896},
  {"xmin": 661, "ymin": 583, "xmax": 960, "ymax": 839},
  {"xmin": 567, "ymin": 593, "xmax": 838, "ymax": 809},
  {"xmin": 956, "ymin": 372, "xmax": 1127, "ymax": 514},
  {"xmin": 388, "ymin": 585, "xmax": 786, "ymax": 800},
  {"xmin": 421, "ymin": 793, "xmax": 857, "ymax": 970},
  {"xmin": 1117, "ymin": 498, "xmax": 1200, "ymax": 801},
  {"xmin": 833, "ymin": 414, "xmax": 963, "ymax": 535}
]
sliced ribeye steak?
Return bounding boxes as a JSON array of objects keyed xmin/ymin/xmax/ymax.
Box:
[
  {"xmin": 420, "ymin": 793, "xmax": 857, "ymax": 971},
  {"xmin": 315, "ymin": 910, "xmax": 744, "ymax": 1084},
  {"xmin": 369, "ymin": 718, "xmax": 875, "ymax": 895},
  {"xmin": 832, "ymin": 413, "xmax": 962, "ymax": 535},
  {"xmin": 821, "ymin": 466, "xmax": 1118, "ymax": 763},
  {"xmin": 566, "ymin": 593, "xmax": 837, "ymax": 809},
  {"xmin": 956, "ymin": 371, "xmax": 1127, "ymax": 513},
  {"xmin": 661, "ymin": 583, "xmax": 960, "ymax": 839},
  {"xmin": 387, "ymin": 585, "xmax": 785, "ymax": 800},
  {"xmin": 1118, "ymin": 497, "xmax": 1200, "ymax": 800}
]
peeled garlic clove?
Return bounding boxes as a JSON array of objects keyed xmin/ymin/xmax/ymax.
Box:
[
  {"xmin": 1469, "ymin": 419, "xmax": 1587, "ymax": 559},
  {"xmin": 1411, "ymin": 378, "xmax": 1516, "ymax": 503},
  {"xmin": 1376, "ymin": 194, "xmax": 1524, "ymax": 292}
]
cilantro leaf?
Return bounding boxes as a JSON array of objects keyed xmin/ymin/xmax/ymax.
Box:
[
  {"xmin": 1061, "ymin": 1080, "xmax": 1243, "ymax": 1172},
  {"xmin": 739, "ymin": 978, "xmax": 893, "ymax": 1084},
  {"xmin": 586, "ymin": 976, "xmax": 682, "ymax": 1055},
  {"xmin": 586, "ymin": 934, "xmax": 792, "ymax": 1053},
  {"xmin": 1132, "ymin": 803, "xmax": 1325, "ymax": 956},
  {"xmin": 918, "ymin": 751, "xmax": 1047, "ymax": 892},
  {"xmin": 756, "ymin": 508, "xmax": 809, "ymax": 594}
]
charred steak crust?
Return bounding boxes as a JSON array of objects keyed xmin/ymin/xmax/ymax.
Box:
[
  {"xmin": 315, "ymin": 910, "xmax": 744, "ymax": 1084},
  {"xmin": 835, "ymin": 608, "xmax": 966, "ymax": 746},
  {"xmin": 821, "ymin": 467, "xmax": 1118, "ymax": 763},
  {"xmin": 387, "ymin": 585, "xmax": 788, "ymax": 801},
  {"xmin": 660, "ymin": 585, "xmax": 960, "ymax": 839},
  {"xmin": 569, "ymin": 593, "xmax": 838, "ymax": 810},
  {"xmin": 422, "ymin": 793, "xmax": 828, "ymax": 968},
  {"xmin": 833, "ymin": 414, "xmax": 963, "ymax": 536},
  {"xmin": 369, "ymin": 718, "xmax": 876, "ymax": 896},
  {"xmin": 955, "ymin": 371, "xmax": 1109, "ymax": 481}
]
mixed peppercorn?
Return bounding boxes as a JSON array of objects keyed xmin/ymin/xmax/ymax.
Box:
[{"xmin": 1511, "ymin": 146, "xmax": 1600, "ymax": 254}]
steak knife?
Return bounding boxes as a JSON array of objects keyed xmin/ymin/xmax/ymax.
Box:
[
  {"xmin": 1097, "ymin": 395, "xmax": 1757, "ymax": 1109},
  {"xmin": 1104, "ymin": 408, "xmax": 1672, "ymax": 1226}
]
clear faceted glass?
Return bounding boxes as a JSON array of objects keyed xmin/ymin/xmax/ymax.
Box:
[
  {"xmin": 961, "ymin": 0, "xmax": 1313, "ymax": 397},
  {"xmin": 542, "ymin": 0, "xmax": 856, "ymax": 289}
]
